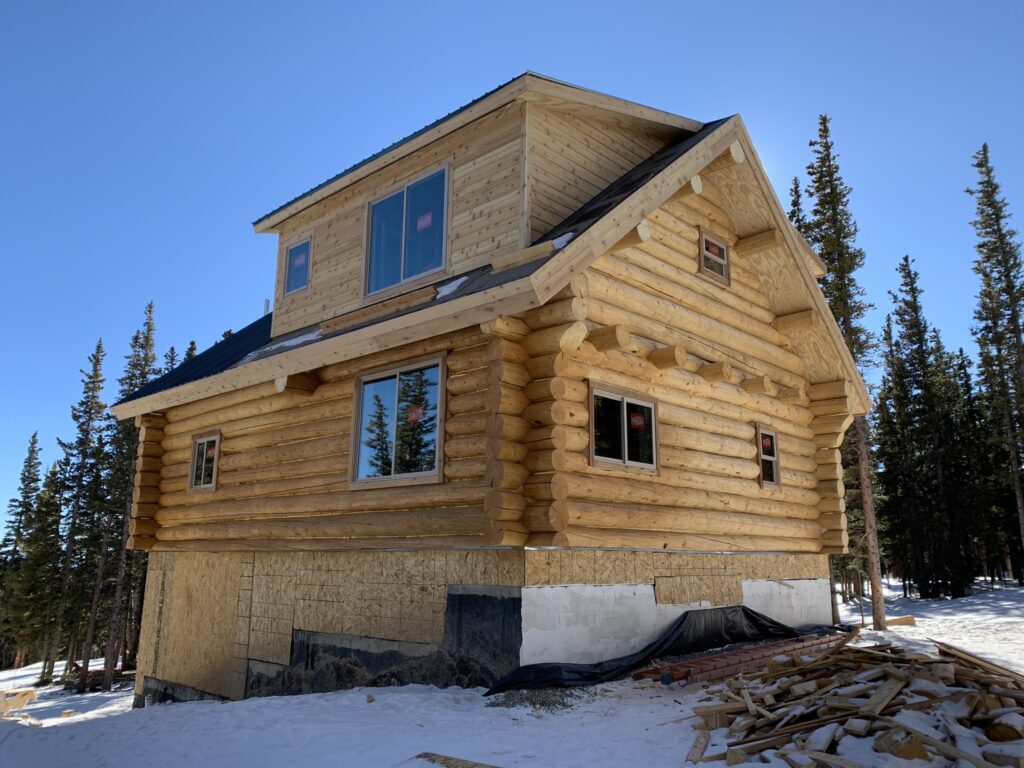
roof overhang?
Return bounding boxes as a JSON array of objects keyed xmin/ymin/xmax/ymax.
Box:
[{"xmin": 252, "ymin": 72, "xmax": 701, "ymax": 235}]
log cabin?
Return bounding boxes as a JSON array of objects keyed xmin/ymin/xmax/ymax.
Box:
[{"xmin": 111, "ymin": 73, "xmax": 868, "ymax": 706}]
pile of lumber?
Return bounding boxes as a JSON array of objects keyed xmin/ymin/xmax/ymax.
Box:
[{"xmin": 683, "ymin": 635, "xmax": 1024, "ymax": 767}]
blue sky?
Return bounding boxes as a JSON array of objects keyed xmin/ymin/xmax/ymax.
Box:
[{"xmin": 1, "ymin": 1, "xmax": 1022, "ymax": 509}]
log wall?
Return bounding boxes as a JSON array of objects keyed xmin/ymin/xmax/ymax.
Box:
[{"xmin": 147, "ymin": 329, "xmax": 493, "ymax": 549}]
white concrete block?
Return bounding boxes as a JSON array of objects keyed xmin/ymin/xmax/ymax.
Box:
[{"xmin": 740, "ymin": 578, "xmax": 832, "ymax": 627}]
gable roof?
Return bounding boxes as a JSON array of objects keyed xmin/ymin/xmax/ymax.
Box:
[
  {"xmin": 111, "ymin": 98, "xmax": 869, "ymax": 419},
  {"xmin": 252, "ymin": 72, "xmax": 701, "ymax": 234}
]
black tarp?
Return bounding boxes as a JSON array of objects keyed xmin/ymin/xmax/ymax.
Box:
[{"xmin": 485, "ymin": 605, "xmax": 799, "ymax": 695}]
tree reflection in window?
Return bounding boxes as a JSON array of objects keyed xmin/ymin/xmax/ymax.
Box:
[{"xmin": 357, "ymin": 363, "xmax": 439, "ymax": 480}]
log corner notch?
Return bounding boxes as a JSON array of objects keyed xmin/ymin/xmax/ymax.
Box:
[
  {"xmin": 128, "ymin": 412, "xmax": 166, "ymax": 551},
  {"xmin": 274, "ymin": 371, "xmax": 322, "ymax": 396},
  {"xmin": 479, "ymin": 319, "xmax": 531, "ymax": 546},
  {"xmin": 808, "ymin": 381, "xmax": 856, "ymax": 554},
  {"xmin": 704, "ymin": 140, "xmax": 747, "ymax": 174}
]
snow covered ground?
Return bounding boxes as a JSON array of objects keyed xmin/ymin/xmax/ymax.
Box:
[{"xmin": 2, "ymin": 579, "xmax": 1021, "ymax": 768}]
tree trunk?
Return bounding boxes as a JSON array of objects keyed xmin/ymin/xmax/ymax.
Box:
[
  {"xmin": 77, "ymin": 532, "xmax": 109, "ymax": 694},
  {"xmin": 827, "ymin": 559, "xmax": 840, "ymax": 625},
  {"xmin": 852, "ymin": 416, "xmax": 887, "ymax": 629},
  {"xmin": 102, "ymin": 502, "xmax": 131, "ymax": 690}
]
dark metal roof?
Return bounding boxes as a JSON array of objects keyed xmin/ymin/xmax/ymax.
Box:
[
  {"xmin": 115, "ymin": 313, "xmax": 273, "ymax": 406},
  {"xmin": 537, "ymin": 117, "xmax": 730, "ymax": 245}
]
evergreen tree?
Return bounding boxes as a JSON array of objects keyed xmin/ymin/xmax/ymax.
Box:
[
  {"xmin": 183, "ymin": 340, "xmax": 198, "ymax": 361},
  {"xmin": 363, "ymin": 395, "xmax": 393, "ymax": 477},
  {"xmin": 967, "ymin": 143, "xmax": 1024, "ymax": 563},
  {"xmin": 787, "ymin": 176, "xmax": 809, "ymax": 237},
  {"xmin": 163, "ymin": 346, "xmax": 179, "ymax": 373},
  {"xmin": 801, "ymin": 114, "xmax": 886, "ymax": 627},
  {"xmin": 394, "ymin": 370, "xmax": 437, "ymax": 474}
]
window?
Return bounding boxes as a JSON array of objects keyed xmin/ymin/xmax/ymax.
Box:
[
  {"xmin": 354, "ymin": 360, "xmax": 442, "ymax": 482},
  {"xmin": 699, "ymin": 228, "xmax": 730, "ymax": 285},
  {"xmin": 285, "ymin": 239, "xmax": 311, "ymax": 294},
  {"xmin": 367, "ymin": 168, "xmax": 447, "ymax": 295},
  {"xmin": 189, "ymin": 433, "xmax": 220, "ymax": 491},
  {"xmin": 756, "ymin": 425, "xmax": 779, "ymax": 487},
  {"xmin": 590, "ymin": 384, "xmax": 657, "ymax": 470}
]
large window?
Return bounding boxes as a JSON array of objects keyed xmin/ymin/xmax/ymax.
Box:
[
  {"xmin": 699, "ymin": 228, "xmax": 730, "ymax": 285},
  {"xmin": 590, "ymin": 384, "xmax": 657, "ymax": 470},
  {"xmin": 285, "ymin": 239, "xmax": 311, "ymax": 294},
  {"xmin": 354, "ymin": 360, "xmax": 442, "ymax": 483},
  {"xmin": 756, "ymin": 424, "xmax": 780, "ymax": 487},
  {"xmin": 367, "ymin": 168, "xmax": 447, "ymax": 295},
  {"xmin": 189, "ymin": 432, "xmax": 220, "ymax": 491}
]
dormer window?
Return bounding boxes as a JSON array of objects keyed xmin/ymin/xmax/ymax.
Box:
[
  {"xmin": 285, "ymin": 239, "xmax": 311, "ymax": 294},
  {"xmin": 367, "ymin": 168, "xmax": 447, "ymax": 295},
  {"xmin": 699, "ymin": 229, "xmax": 730, "ymax": 285}
]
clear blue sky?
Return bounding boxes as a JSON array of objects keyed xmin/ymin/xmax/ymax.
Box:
[{"xmin": 1, "ymin": 2, "xmax": 1022, "ymax": 511}]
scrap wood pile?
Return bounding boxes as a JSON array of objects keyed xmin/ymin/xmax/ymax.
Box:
[{"xmin": 679, "ymin": 633, "xmax": 1024, "ymax": 767}]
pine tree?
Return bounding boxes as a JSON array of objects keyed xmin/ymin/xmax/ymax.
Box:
[
  {"xmin": 163, "ymin": 346, "xmax": 179, "ymax": 373},
  {"xmin": 183, "ymin": 341, "xmax": 198, "ymax": 361},
  {"xmin": 363, "ymin": 395, "xmax": 393, "ymax": 477},
  {"xmin": 802, "ymin": 114, "xmax": 886, "ymax": 627},
  {"xmin": 394, "ymin": 370, "xmax": 437, "ymax": 474},
  {"xmin": 967, "ymin": 143, "xmax": 1024, "ymax": 564},
  {"xmin": 787, "ymin": 176, "xmax": 809, "ymax": 237}
]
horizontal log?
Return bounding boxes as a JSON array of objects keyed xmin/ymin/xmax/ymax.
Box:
[
  {"xmin": 216, "ymin": 435, "xmax": 347, "ymax": 474},
  {"xmin": 161, "ymin": 472, "xmax": 348, "ymax": 507},
  {"xmin": 155, "ymin": 481, "xmax": 488, "ymax": 526},
  {"xmin": 150, "ymin": 535, "xmax": 487, "ymax": 553},
  {"xmin": 156, "ymin": 506, "xmax": 490, "ymax": 542},
  {"xmin": 659, "ymin": 446, "xmax": 759, "ymax": 480},
  {"xmin": 485, "ymin": 528, "xmax": 529, "ymax": 547},
  {"xmin": 522, "ymin": 399, "xmax": 589, "ymax": 428},
  {"xmin": 658, "ymin": 424, "xmax": 756, "ymax": 460},
  {"xmin": 129, "ymin": 518, "xmax": 159, "ymax": 536},
  {"xmin": 818, "ymin": 512, "xmax": 848, "ymax": 530},
  {"xmin": 486, "ymin": 461, "xmax": 529, "ymax": 490},
  {"xmin": 485, "ymin": 383, "xmax": 528, "ymax": 416},
  {"xmin": 485, "ymin": 489, "xmax": 527, "ymax": 520},
  {"xmin": 446, "ymin": 343, "xmax": 488, "ymax": 373},
  {"xmin": 647, "ymin": 345, "xmax": 687, "ymax": 370},
  {"xmin": 127, "ymin": 535, "xmax": 156, "ymax": 551},
  {"xmin": 486, "ymin": 414, "xmax": 530, "ymax": 442},
  {"xmin": 444, "ymin": 458, "xmax": 487, "ymax": 480},
  {"xmin": 733, "ymin": 229, "xmax": 781, "ymax": 259},
  {"xmin": 162, "ymin": 381, "xmax": 278, "ymax": 424},
  {"xmin": 521, "ymin": 298, "xmax": 588, "ymax": 330},
  {"xmin": 480, "ymin": 316, "xmax": 529, "ymax": 340},
  {"xmin": 523, "ymin": 449, "xmax": 588, "ymax": 474},
  {"xmin": 564, "ymin": 500, "xmax": 823, "ymax": 539},
  {"xmin": 551, "ymin": 526, "xmax": 822, "ymax": 553},
  {"xmin": 448, "ymin": 390, "xmax": 487, "ymax": 416},
  {"xmin": 741, "ymin": 375, "xmax": 778, "ymax": 397},
  {"xmin": 446, "ymin": 368, "xmax": 488, "ymax": 396},
  {"xmin": 523, "ymin": 425, "xmax": 589, "ymax": 452},
  {"xmin": 523, "ymin": 377, "xmax": 589, "ymax": 404},
  {"xmin": 698, "ymin": 361, "xmax": 733, "ymax": 383},
  {"xmin": 587, "ymin": 324, "xmax": 630, "ymax": 352},
  {"xmin": 131, "ymin": 502, "xmax": 158, "ymax": 519},
  {"xmin": 521, "ymin": 322, "xmax": 588, "ymax": 357},
  {"xmin": 137, "ymin": 441, "xmax": 164, "ymax": 459},
  {"xmin": 446, "ymin": 412, "xmax": 488, "ymax": 437},
  {"xmin": 213, "ymin": 454, "xmax": 348, "ymax": 490},
  {"xmin": 821, "ymin": 529, "xmax": 849, "ymax": 548}
]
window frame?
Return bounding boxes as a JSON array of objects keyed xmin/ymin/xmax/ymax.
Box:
[
  {"xmin": 349, "ymin": 354, "xmax": 447, "ymax": 488},
  {"xmin": 363, "ymin": 165, "xmax": 450, "ymax": 301},
  {"xmin": 698, "ymin": 227, "xmax": 731, "ymax": 286},
  {"xmin": 282, "ymin": 232, "xmax": 314, "ymax": 297},
  {"xmin": 188, "ymin": 430, "xmax": 221, "ymax": 492},
  {"xmin": 756, "ymin": 423, "xmax": 780, "ymax": 488},
  {"xmin": 587, "ymin": 381, "xmax": 659, "ymax": 474}
]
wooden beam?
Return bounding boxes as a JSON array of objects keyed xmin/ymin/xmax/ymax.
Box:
[
  {"xmin": 772, "ymin": 309, "xmax": 819, "ymax": 335},
  {"xmin": 740, "ymin": 375, "xmax": 778, "ymax": 397},
  {"xmin": 666, "ymin": 173, "xmax": 703, "ymax": 204},
  {"xmin": 610, "ymin": 219, "xmax": 652, "ymax": 252},
  {"xmin": 704, "ymin": 141, "xmax": 746, "ymax": 173},
  {"xmin": 698, "ymin": 360, "xmax": 732, "ymax": 382},
  {"xmin": 273, "ymin": 372, "xmax": 321, "ymax": 396},
  {"xmin": 733, "ymin": 229, "xmax": 782, "ymax": 259},
  {"xmin": 480, "ymin": 316, "xmax": 530, "ymax": 340},
  {"xmin": 777, "ymin": 386, "xmax": 810, "ymax": 407},
  {"xmin": 490, "ymin": 240, "xmax": 557, "ymax": 274},
  {"xmin": 587, "ymin": 324, "xmax": 630, "ymax": 352},
  {"xmin": 647, "ymin": 345, "xmax": 687, "ymax": 370}
]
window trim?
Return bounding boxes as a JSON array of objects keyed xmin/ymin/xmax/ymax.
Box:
[
  {"xmin": 349, "ymin": 354, "xmax": 447, "ymax": 488},
  {"xmin": 188, "ymin": 430, "xmax": 221, "ymax": 492},
  {"xmin": 363, "ymin": 165, "xmax": 450, "ymax": 301},
  {"xmin": 282, "ymin": 232, "xmax": 314, "ymax": 297},
  {"xmin": 756, "ymin": 423, "xmax": 780, "ymax": 488},
  {"xmin": 698, "ymin": 227, "xmax": 731, "ymax": 286},
  {"xmin": 587, "ymin": 381, "xmax": 659, "ymax": 474}
]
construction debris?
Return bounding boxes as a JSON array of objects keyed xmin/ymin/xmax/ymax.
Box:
[{"xmin": 669, "ymin": 633, "xmax": 1024, "ymax": 766}]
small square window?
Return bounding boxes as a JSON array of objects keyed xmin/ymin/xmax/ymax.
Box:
[
  {"xmin": 591, "ymin": 385, "xmax": 657, "ymax": 470},
  {"xmin": 367, "ymin": 169, "xmax": 446, "ymax": 295},
  {"xmin": 756, "ymin": 425, "xmax": 780, "ymax": 487},
  {"xmin": 189, "ymin": 433, "xmax": 220, "ymax": 490},
  {"xmin": 699, "ymin": 229, "xmax": 730, "ymax": 285},
  {"xmin": 286, "ymin": 239, "xmax": 311, "ymax": 294},
  {"xmin": 355, "ymin": 361, "xmax": 442, "ymax": 482}
]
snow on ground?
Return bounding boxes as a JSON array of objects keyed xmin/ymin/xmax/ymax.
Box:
[
  {"xmin": 839, "ymin": 577, "xmax": 1024, "ymax": 672},
  {"xmin": 1, "ymin": 580, "xmax": 1021, "ymax": 768}
]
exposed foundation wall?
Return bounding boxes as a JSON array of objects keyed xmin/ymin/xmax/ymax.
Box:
[
  {"xmin": 271, "ymin": 103, "xmax": 527, "ymax": 337},
  {"xmin": 144, "ymin": 328, "xmax": 497, "ymax": 550}
]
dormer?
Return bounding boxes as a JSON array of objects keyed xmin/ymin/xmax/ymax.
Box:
[{"xmin": 253, "ymin": 73, "xmax": 698, "ymax": 338}]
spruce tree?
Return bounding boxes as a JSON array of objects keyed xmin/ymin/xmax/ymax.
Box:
[
  {"xmin": 363, "ymin": 395, "xmax": 393, "ymax": 477},
  {"xmin": 801, "ymin": 114, "xmax": 886, "ymax": 627},
  {"xmin": 967, "ymin": 143, "xmax": 1024, "ymax": 561},
  {"xmin": 183, "ymin": 340, "xmax": 198, "ymax": 361},
  {"xmin": 394, "ymin": 370, "xmax": 437, "ymax": 474},
  {"xmin": 163, "ymin": 346, "xmax": 179, "ymax": 373},
  {"xmin": 787, "ymin": 177, "xmax": 809, "ymax": 237}
]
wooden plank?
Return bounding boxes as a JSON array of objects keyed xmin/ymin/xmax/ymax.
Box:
[{"xmin": 318, "ymin": 285, "xmax": 438, "ymax": 336}]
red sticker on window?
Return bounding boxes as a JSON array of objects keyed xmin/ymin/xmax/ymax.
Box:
[
  {"xmin": 705, "ymin": 240, "xmax": 722, "ymax": 258},
  {"xmin": 761, "ymin": 435, "xmax": 774, "ymax": 453},
  {"xmin": 629, "ymin": 412, "xmax": 646, "ymax": 430},
  {"xmin": 416, "ymin": 212, "xmax": 433, "ymax": 231},
  {"xmin": 293, "ymin": 253, "xmax": 306, "ymax": 268},
  {"xmin": 406, "ymin": 405, "xmax": 424, "ymax": 424}
]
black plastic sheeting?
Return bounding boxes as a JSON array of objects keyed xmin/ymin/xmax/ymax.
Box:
[{"xmin": 485, "ymin": 605, "xmax": 801, "ymax": 695}]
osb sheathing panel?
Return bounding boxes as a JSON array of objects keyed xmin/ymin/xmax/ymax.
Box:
[
  {"xmin": 136, "ymin": 551, "xmax": 252, "ymax": 700},
  {"xmin": 247, "ymin": 549, "xmax": 525, "ymax": 664}
]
